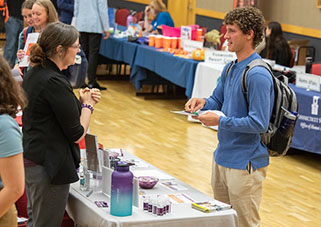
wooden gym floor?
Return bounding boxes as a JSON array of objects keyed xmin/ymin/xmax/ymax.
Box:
[{"xmin": 85, "ymin": 78, "xmax": 321, "ymax": 227}]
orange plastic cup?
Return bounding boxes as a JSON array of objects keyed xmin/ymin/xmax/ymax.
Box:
[
  {"xmin": 196, "ymin": 29, "xmax": 203, "ymax": 41},
  {"xmin": 155, "ymin": 35, "xmax": 163, "ymax": 48},
  {"xmin": 149, "ymin": 35, "xmax": 156, "ymax": 47},
  {"xmin": 171, "ymin": 37, "xmax": 177, "ymax": 49},
  {"xmin": 178, "ymin": 38, "xmax": 181, "ymax": 49},
  {"xmin": 163, "ymin": 36, "xmax": 171, "ymax": 49}
]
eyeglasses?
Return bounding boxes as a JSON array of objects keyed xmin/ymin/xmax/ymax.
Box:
[{"xmin": 70, "ymin": 44, "xmax": 81, "ymax": 49}]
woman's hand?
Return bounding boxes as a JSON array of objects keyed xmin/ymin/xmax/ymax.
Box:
[
  {"xmin": 17, "ymin": 49, "xmax": 25, "ymax": 62},
  {"xmin": 90, "ymin": 88, "xmax": 101, "ymax": 104},
  {"xmin": 79, "ymin": 88, "xmax": 101, "ymax": 105},
  {"xmin": 79, "ymin": 88, "xmax": 95, "ymax": 106}
]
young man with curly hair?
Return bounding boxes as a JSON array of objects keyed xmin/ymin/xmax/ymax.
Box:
[{"xmin": 185, "ymin": 6, "xmax": 274, "ymax": 227}]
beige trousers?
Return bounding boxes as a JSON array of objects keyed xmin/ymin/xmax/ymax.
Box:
[
  {"xmin": 0, "ymin": 204, "xmax": 18, "ymax": 227},
  {"xmin": 211, "ymin": 158, "xmax": 267, "ymax": 227}
]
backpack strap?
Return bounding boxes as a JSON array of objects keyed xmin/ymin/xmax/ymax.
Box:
[
  {"xmin": 224, "ymin": 60, "xmax": 235, "ymax": 79},
  {"xmin": 241, "ymin": 59, "xmax": 274, "ymax": 109}
]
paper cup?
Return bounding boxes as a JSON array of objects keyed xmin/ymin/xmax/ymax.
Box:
[
  {"xmin": 155, "ymin": 35, "xmax": 163, "ymax": 48},
  {"xmin": 171, "ymin": 37, "xmax": 178, "ymax": 49},
  {"xmin": 149, "ymin": 35, "xmax": 156, "ymax": 47},
  {"xmin": 163, "ymin": 36, "xmax": 171, "ymax": 49}
]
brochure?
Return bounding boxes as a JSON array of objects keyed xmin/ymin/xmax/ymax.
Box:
[
  {"xmin": 192, "ymin": 200, "xmax": 232, "ymax": 213},
  {"xmin": 19, "ymin": 33, "xmax": 40, "ymax": 67}
]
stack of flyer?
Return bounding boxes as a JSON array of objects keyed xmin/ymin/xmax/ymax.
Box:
[{"xmin": 191, "ymin": 200, "xmax": 232, "ymax": 213}]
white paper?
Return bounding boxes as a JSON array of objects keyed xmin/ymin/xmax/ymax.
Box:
[
  {"xmin": 19, "ymin": 33, "xmax": 40, "ymax": 67},
  {"xmin": 171, "ymin": 110, "xmax": 199, "ymax": 116},
  {"xmin": 167, "ymin": 193, "xmax": 195, "ymax": 204},
  {"xmin": 132, "ymin": 169, "xmax": 174, "ymax": 180},
  {"xmin": 187, "ymin": 110, "xmax": 225, "ymax": 131},
  {"xmin": 161, "ymin": 181, "xmax": 188, "ymax": 191}
]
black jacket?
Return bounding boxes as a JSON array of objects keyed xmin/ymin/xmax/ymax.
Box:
[{"xmin": 22, "ymin": 60, "xmax": 83, "ymax": 184}]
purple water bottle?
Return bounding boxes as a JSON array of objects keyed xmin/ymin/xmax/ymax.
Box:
[{"xmin": 110, "ymin": 161, "xmax": 133, "ymax": 216}]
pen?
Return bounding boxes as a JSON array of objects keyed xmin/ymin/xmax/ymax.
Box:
[
  {"xmin": 192, "ymin": 112, "xmax": 199, "ymax": 116},
  {"xmin": 86, "ymin": 190, "xmax": 93, "ymax": 197}
]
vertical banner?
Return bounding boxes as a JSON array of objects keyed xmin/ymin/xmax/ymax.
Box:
[{"xmin": 233, "ymin": 0, "xmax": 257, "ymax": 8}]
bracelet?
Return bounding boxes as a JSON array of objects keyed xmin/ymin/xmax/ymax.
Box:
[{"xmin": 81, "ymin": 104, "xmax": 94, "ymax": 114}]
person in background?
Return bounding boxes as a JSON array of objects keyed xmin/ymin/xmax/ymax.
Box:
[
  {"xmin": 260, "ymin": 21, "xmax": 292, "ymax": 67},
  {"xmin": 22, "ymin": 22, "xmax": 101, "ymax": 226},
  {"xmin": 16, "ymin": 0, "xmax": 59, "ymax": 72},
  {"xmin": 144, "ymin": 0, "xmax": 174, "ymax": 34},
  {"xmin": 57, "ymin": 0, "xmax": 74, "ymax": 24},
  {"xmin": 21, "ymin": 0, "xmax": 36, "ymax": 27},
  {"xmin": 0, "ymin": 55, "xmax": 27, "ymax": 226},
  {"xmin": 12, "ymin": 0, "xmax": 36, "ymax": 73},
  {"xmin": 74, "ymin": 0, "xmax": 110, "ymax": 90},
  {"xmin": 50, "ymin": 0, "xmax": 58, "ymax": 11},
  {"xmin": 3, "ymin": 0, "xmax": 24, "ymax": 68},
  {"xmin": 185, "ymin": 6, "xmax": 274, "ymax": 227}
]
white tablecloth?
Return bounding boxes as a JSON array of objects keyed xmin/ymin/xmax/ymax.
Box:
[
  {"xmin": 191, "ymin": 62, "xmax": 225, "ymax": 98},
  {"xmin": 66, "ymin": 150, "xmax": 238, "ymax": 227}
]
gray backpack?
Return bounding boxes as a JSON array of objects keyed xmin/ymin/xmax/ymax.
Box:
[{"xmin": 225, "ymin": 59, "xmax": 298, "ymax": 156}]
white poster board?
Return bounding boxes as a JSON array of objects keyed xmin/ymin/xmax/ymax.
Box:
[
  {"xmin": 205, "ymin": 49, "xmax": 236, "ymax": 65},
  {"xmin": 183, "ymin": 39, "xmax": 203, "ymax": 53}
]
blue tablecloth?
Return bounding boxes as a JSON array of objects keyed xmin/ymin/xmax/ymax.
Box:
[
  {"xmin": 130, "ymin": 45, "xmax": 199, "ymax": 98},
  {"xmin": 290, "ymin": 84, "xmax": 321, "ymax": 154},
  {"xmin": 99, "ymin": 37, "xmax": 138, "ymax": 67},
  {"xmin": 99, "ymin": 35, "xmax": 200, "ymax": 98}
]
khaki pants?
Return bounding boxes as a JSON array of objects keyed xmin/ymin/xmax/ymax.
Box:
[
  {"xmin": 211, "ymin": 158, "xmax": 267, "ymax": 227},
  {"xmin": 0, "ymin": 204, "xmax": 18, "ymax": 227}
]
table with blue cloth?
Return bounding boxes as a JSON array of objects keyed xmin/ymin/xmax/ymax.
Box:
[
  {"xmin": 130, "ymin": 45, "xmax": 200, "ymax": 98},
  {"xmin": 289, "ymin": 84, "xmax": 321, "ymax": 154},
  {"xmin": 99, "ymin": 36, "xmax": 200, "ymax": 98},
  {"xmin": 99, "ymin": 36, "xmax": 139, "ymax": 67}
]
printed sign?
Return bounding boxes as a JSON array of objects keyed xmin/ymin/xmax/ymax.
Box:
[
  {"xmin": 204, "ymin": 49, "xmax": 236, "ymax": 65},
  {"xmin": 182, "ymin": 39, "xmax": 203, "ymax": 53},
  {"xmin": 181, "ymin": 26, "xmax": 192, "ymax": 40},
  {"xmin": 296, "ymin": 73, "xmax": 320, "ymax": 92}
]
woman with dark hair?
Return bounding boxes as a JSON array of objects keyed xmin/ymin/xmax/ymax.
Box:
[
  {"xmin": 22, "ymin": 22, "xmax": 101, "ymax": 226},
  {"xmin": 261, "ymin": 21, "xmax": 292, "ymax": 67},
  {"xmin": 0, "ymin": 55, "xmax": 27, "ymax": 226},
  {"xmin": 144, "ymin": 0, "xmax": 174, "ymax": 33}
]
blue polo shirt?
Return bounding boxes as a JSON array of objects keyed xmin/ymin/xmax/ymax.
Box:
[{"xmin": 203, "ymin": 52, "xmax": 274, "ymax": 170}]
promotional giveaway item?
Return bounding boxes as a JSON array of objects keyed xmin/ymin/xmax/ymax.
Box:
[{"xmin": 110, "ymin": 162, "xmax": 134, "ymax": 216}]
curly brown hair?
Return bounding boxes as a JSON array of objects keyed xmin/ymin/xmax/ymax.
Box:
[
  {"xmin": 224, "ymin": 6, "xmax": 265, "ymax": 48},
  {"xmin": 0, "ymin": 56, "xmax": 27, "ymax": 118}
]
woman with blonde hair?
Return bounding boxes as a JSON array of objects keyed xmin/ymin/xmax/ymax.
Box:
[
  {"xmin": 0, "ymin": 55, "xmax": 27, "ymax": 226},
  {"xmin": 144, "ymin": 0, "xmax": 174, "ymax": 33},
  {"xmin": 16, "ymin": 0, "xmax": 59, "ymax": 66},
  {"xmin": 22, "ymin": 22, "xmax": 101, "ymax": 226}
]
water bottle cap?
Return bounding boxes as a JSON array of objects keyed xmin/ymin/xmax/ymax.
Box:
[{"xmin": 116, "ymin": 161, "xmax": 130, "ymax": 171}]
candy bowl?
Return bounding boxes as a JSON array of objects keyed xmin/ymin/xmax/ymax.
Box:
[{"xmin": 138, "ymin": 176, "xmax": 159, "ymax": 189}]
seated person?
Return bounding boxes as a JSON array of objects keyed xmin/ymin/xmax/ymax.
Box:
[
  {"xmin": 144, "ymin": 0, "xmax": 174, "ymax": 34},
  {"xmin": 260, "ymin": 21, "xmax": 292, "ymax": 67}
]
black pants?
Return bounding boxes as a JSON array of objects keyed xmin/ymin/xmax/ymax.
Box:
[{"xmin": 79, "ymin": 32, "xmax": 102, "ymax": 85}]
